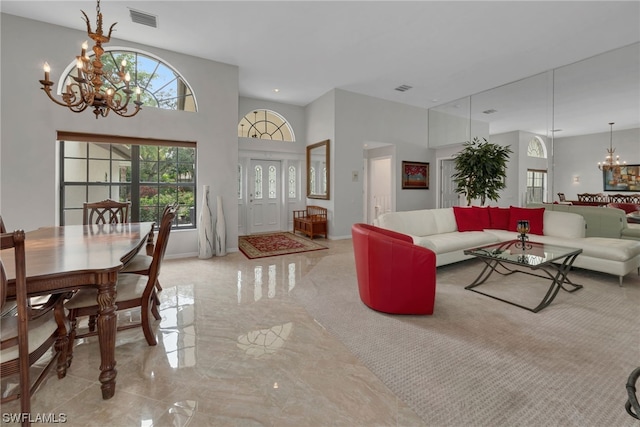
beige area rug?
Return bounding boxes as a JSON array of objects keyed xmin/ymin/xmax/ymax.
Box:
[{"xmin": 292, "ymin": 255, "xmax": 640, "ymax": 426}]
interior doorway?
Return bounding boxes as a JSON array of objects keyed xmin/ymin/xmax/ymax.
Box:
[
  {"xmin": 365, "ymin": 155, "xmax": 393, "ymax": 224},
  {"xmin": 440, "ymin": 158, "xmax": 460, "ymax": 208}
]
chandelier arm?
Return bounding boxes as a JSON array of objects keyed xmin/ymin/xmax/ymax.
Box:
[{"xmin": 40, "ymin": 83, "xmax": 87, "ymax": 110}]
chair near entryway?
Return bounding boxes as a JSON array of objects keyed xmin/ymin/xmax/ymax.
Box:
[
  {"xmin": 82, "ymin": 199, "xmax": 131, "ymax": 225},
  {"xmin": 1, "ymin": 230, "xmax": 71, "ymax": 423},
  {"xmin": 65, "ymin": 204, "xmax": 177, "ymax": 347}
]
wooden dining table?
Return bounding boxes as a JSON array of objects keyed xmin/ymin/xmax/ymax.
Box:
[{"xmin": 1, "ymin": 222, "xmax": 154, "ymax": 400}]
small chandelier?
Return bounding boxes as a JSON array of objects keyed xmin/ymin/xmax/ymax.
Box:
[
  {"xmin": 598, "ymin": 122, "xmax": 625, "ymax": 171},
  {"xmin": 39, "ymin": 0, "xmax": 142, "ymax": 119}
]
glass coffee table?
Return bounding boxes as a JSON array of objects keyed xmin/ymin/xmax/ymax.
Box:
[{"xmin": 463, "ymin": 240, "xmax": 583, "ymax": 313}]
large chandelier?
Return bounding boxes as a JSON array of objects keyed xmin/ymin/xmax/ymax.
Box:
[
  {"xmin": 598, "ymin": 122, "xmax": 625, "ymax": 171},
  {"xmin": 39, "ymin": 0, "xmax": 142, "ymax": 119}
]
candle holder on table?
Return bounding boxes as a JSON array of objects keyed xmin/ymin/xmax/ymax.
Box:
[{"xmin": 515, "ymin": 219, "xmax": 532, "ymax": 250}]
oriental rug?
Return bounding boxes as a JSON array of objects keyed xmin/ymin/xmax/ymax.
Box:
[{"xmin": 238, "ymin": 232, "xmax": 327, "ymax": 259}]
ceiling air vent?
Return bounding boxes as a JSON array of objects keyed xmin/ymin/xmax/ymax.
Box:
[
  {"xmin": 394, "ymin": 84, "xmax": 413, "ymax": 92},
  {"xmin": 129, "ymin": 8, "xmax": 158, "ymax": 28},
  {"xmin": 482, "ymin": 109, "xmax": 497, "ymax": 114}
]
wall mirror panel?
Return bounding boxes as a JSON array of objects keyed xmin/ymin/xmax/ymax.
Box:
[
  {"xmin": 553, "ymin": 43, "xmax": 640, "ymax": 139},
  {"xmin": 428, "ymin": 96, "xmax": 471, "ymax": 147},
  {"xmin": 469, "ymin": 71, "xmax": 552, "ymax": 139},
  {"xmin": 307, "ymin": 139, "xmax": 330, "ymax": 199},
  {"xmin": 429, "ymin": 42, "xmax": 639, "ymax": 204}
]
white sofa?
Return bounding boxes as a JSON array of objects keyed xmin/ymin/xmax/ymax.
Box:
[{"xmin": 374, "ymin": 207, "xmax": 640, "ymax": 285}]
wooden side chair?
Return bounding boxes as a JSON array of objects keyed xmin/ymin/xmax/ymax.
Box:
[
  {"xmin": 1, "ymin": 230, "xmax": 70, "ymax": 422},
  {"xmin": 65, "ymin": 204, "xmax": 177, "ymax": 347},
  {"xmin": 0, "ymin": 214, "xmax": 6, "ymax": 233},
  {"xmin": 121, "ymin": 203, "xmax": 178, "ymax": 292},
  {"xmin": 83, "ymin": 199, "xmax": 131, "ymax": 225}
]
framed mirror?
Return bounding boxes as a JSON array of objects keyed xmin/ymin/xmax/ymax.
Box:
[{"xmin": 307, "ymin": 139, "xmax": 330, "ymax": 199}]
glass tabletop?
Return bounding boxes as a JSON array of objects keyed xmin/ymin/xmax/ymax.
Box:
[{"xmin": 464, "ymin": 240, "xmax": 582, "ymax": 267}]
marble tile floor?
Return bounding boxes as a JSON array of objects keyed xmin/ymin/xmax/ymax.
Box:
[{"xmin": 1, "ymin": 238, "xmax": 426, "ymax": 427}]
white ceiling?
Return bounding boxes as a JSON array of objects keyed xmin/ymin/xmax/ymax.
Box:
[{"xmin": 2, "ymin": 1, "xmax": 639, "ymax": 137}]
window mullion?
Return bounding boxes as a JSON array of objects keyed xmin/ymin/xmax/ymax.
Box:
[{"xmin": 131, "ymin": 145, "xmax": 141, "ymax": 222}]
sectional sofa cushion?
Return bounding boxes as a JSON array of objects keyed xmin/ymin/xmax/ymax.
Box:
[
  {"xmin": 473, "ymin": 206, "xmax": 491, "ymax": 229},
  {"xmin": 509, "ymin": 206, "xmax": 545, "ymax": 235},
  {"xmin": 453, "ymin": 207, "xmax": 482, "ymax": 231},
  {"xmin": 488, "ymin": 207, "xmax": 510, "ymax": 230}
]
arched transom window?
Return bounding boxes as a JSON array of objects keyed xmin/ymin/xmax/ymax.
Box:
[
  {"xmin": 238, "ymin": 109, "xmax": 295, "ymax": 141},
  {"xmin": 62, "ymin": 49, "xmax": 197, "ymax": 112},
  {"xmin": 527, "ymin": 136, "xmax": 547, "ymax": 158}
]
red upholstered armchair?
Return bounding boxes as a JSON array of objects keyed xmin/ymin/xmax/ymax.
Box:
[{"xmin": 351, "ymin": 223, "xmax": 437, "ymax": 315}]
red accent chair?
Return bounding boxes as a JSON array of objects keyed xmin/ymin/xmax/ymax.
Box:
[{"xmin": 351, "ymin": 223, "xmax": 436, "ymax": 315}]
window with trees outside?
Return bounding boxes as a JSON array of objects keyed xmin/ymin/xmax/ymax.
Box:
[
  {"xmin": 62, "ymin": 49, "xmax": 197, "ymax": 112},
  {"xmin": 59, "ymin": 134, "xmax": 196, "ymax": 229}
]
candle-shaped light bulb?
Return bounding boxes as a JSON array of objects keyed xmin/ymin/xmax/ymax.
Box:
[
  {"xmin": 124, "ymin": 72, "xmax": 131, "ymax": 82},
  {"xmin": 81, "ymin": 41, "xmax": 88, "ymax": 56},
  {"xmin": 43, "ymin": 62, "xmax": 51, "ymax": 81},
  {"xmin": 135, "ymin": 86, "xmax": 141, "ymax": 102},
  {"xmin": 120, "ymin": 59, "xmax": 126, "ymax": 74},
  {"xmin": 76, "ymin": 58, "xmax": 83, "ymax": 69},
  {"xmin": 106, "ymin": 88, "xmax": 113, "ymax": 97}
]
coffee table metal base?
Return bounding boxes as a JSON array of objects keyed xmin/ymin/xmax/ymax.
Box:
[{"xmin": 465, "ymin": 252, "xmax": 582, "ymax": 313}]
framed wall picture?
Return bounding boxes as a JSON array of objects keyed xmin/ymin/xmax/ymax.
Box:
[
  {"xmin": 602, "ymin": 164, "xmax": 640, "ymax": 192},
  {"xmin": 402, "ymin": 161, "xmax": 429, "ymax": 189}
]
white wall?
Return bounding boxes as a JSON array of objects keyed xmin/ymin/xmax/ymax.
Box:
[
  {"xmin": 553, "ymin": 127, "xmax": 640, "ymax": 199},
  {"xmin": 0, "ymin": 14, "xmax": 239, "ymax": 257},
  {"xmin": 332, "ymin": 89, "xmax": 431, "ymax": 237},
  {"xmin": 304, "ymin": 90, "xmax": 336, "ymax": 234}
]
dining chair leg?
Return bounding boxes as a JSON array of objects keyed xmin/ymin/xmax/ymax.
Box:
[{"xmin": 142, "ymin": 300, "xmax": 158, "ymax": 346}]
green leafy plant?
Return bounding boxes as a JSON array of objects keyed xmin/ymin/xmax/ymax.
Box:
[{"xmin": 452, "ymin": 137, "xmax": 513, "ymax": 206}]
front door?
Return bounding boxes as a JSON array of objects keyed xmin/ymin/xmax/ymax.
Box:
[{"xmin": 249, "ymin": 159, "xmax": 282, "ymax": 234}]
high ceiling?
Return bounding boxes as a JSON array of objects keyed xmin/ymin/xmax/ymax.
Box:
[{"xmin": 2, "ymin": 1, "xmax": 639, "ymax": 136}]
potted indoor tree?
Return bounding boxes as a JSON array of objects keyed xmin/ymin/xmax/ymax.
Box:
[{"xmin": 452, "ymin": 137, "xmax": 513, "ymax": 206}]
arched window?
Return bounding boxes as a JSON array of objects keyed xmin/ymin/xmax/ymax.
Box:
[
  {"xmin": 62, "ymin": 48, "xmax": 197, "ymax": 112},
  {"xmin": 527, "ymin": 136, "xmax": 547, "ymax": 158},
  {"xmin": 238, "ymin": 109, "xmax": 295, "ymax": 141}
]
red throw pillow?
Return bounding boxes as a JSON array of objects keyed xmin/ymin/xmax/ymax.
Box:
[
  {"xmin": 508, "ymin": 206, "xmax": 545, "ymax": 235},
  {"xmin": 472, "ymin": 206, "xmax": 491, "ymax": 229},
  {"xmin": 453, "ymin": 206, "xmax": 483, "ymax": 231},
  {"xmin": 488, "ymin": 207, "xmax": 510, "ymax": 230}
]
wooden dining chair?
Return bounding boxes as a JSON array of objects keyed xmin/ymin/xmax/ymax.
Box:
[
  {"xmin": 121, "ymin": 203, "xmax": 178, "ymax": 292},
  {"xmin": 83, "ymin": 199, "xmax": 131, "ymax": 225},
  {"xmin": 1, "ymin": 230, "xmax": 70, "ymax": 423},
  {"xmin": 65, "ymin": 204, "xmax": 177, "ymax": 347},
  {"xmin": 0, "ymin": 214, "xmax": 6, "ymax": 233}
]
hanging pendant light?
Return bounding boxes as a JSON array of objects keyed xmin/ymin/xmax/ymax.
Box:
[
  {"xmin": 39, "ymin": 0, "xmax": 142, "ymax": 119},
  {"xmin": 598, "ymin": 122, "xmax": 625, "ymax": 171}
]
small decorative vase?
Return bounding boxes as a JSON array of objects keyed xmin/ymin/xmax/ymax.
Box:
[
  {"xmin": 198, "ymin": 185, "xmax": 214, "ymax": 259},
  {"xmin": 215, "ymin": 195, "xmax": 227, "ymax": 256}
]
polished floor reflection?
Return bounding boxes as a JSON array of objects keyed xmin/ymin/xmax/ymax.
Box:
[{"xmin": 1, "ymin": 239, "xmax": 425, "ymax": 426}]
